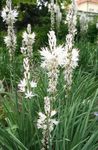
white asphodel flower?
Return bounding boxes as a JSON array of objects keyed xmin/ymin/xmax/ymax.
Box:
[
  {"xmin": 1, "ymin": 3, "xmax": 18, "ymax": 24},
  {"xmin": 18, "ymin": 24, "xmax": 36, "ymax": 99},
  {"xmin": 25, "ymin": 91, "xmax": 34, "ymax": 99},
  {"xmin": 21, "ymin": 24, "xmax": 36, "ymax": 58},
  {"xmin": 1, "ymin": 6, "xmax": 9, "ymax": 21},
  {"xmin": 63, "ymin": 5, "xmax": 79, "ymax": 92},
  {"xmin": 40, "ymin": 31, "xmax": 65, "ymax": 70},
  {"xmin": 18, "ymin": 79, "xmax": 27, "ymax": 92},
  {"xmin": 4, "ymin": 36, "xmax": 11, "ymax": 47},
  {"xmin": 40, "ymin": 31, "xmax": 65, "ymax": 94},
  {"xmin": 30, "ymin": 81, "xmax": 37, "ymax": 88},
  {"xmin": 48, "ymin": 31, "xmax": 56, "ymax": 51},
  {"xmin": 71, "ymin": 48, "xmax": 79, "ymax": 68},
  {"xmin": 37, "ymin": 110, "xmax": 58, "ymax": 130},
  {"xmin": 1, "ymin": 0, "xmax": 18, "ymax": 60},
  {"xmin": 22, "ymin": 31, "xmax": 35, "ymax": 45},
  {"xmin": 37, "ymin": 96, "xmax": 58, "ymax": 149},
  {"xmin": 22, "ymin": 24, "xmax": 35, "ymax": 44}
]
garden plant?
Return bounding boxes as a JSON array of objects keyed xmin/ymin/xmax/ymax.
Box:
[{"xmin": 0, "ymin": 0, "xmax": 98, "ymax": 150}]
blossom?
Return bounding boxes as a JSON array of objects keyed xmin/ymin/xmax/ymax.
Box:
[
  {"xmin": 71, "ymin": 48, "xmax": 79, "ymax": 68},
  {"xmin": 1, "ymin": 6, "xmax": 9, "ymax": 21},
  {"xmin": 40, "ymin": 31, "xmax": 65, "ymax": 94},
  {"xmin": 37, "ymin": 96, "xmax": 58, "ymax": 149},
  {"xmin": 18, "ymin": 79, "xmax": 27, "ymax": 92},
  {"xmin": 1, "ymin": 3, "xmax": 18, "ymax": 24},
  {"xmin": 1, "ymin": 0, "xmax": 18, "ymax": 60},
  {"xmin": 36, "ymin": 0, "xmax": 48, "ymax": 9},
  {"xmin": 21, "ymin": 24, "xmax": 35, "ymax": 58},
  {"xmin": 37, "ymin": 111, "xmax": 58, "ymax": 129},
  {"xmin": 63, "ymin": 5, "xmax": 79, "ymax": 92},
  {"xmin": 22, "ymin": 31, "xmax": 35, "ymax": 46},
  {"xmin": 18, "ymin": 57, "xmax": 37, "ymax": 98},
  {"xmin": 37, "ymin": 109, "xmax": 58, "ymax": 131},
  {"xmin": 38, "ymin": 31, "xmax": 60, "ymax": 149},
  {"xmin": 30, "ymin": 81, "xmax": 37, "ymax": 88},
  {"xmin": 4, "ymin": 36, "xmax": 11, "ymax": 48},
  {"xmin": 18, "ymin": 24, "xmax": 36, "ymax": 99},
  {"xmin": 48, "ymin": 2, "xmax": 62, "ymax": 29},
  {"xmin": 40, "ymin": 31, "xmax": 65, "ymax": 70},
  {"xmin": 25, "ymin": 91, "xmax": 34, "ymax": 99}
]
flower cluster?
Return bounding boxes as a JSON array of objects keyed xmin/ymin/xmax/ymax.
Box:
[
  {"xmin": 36, "ymin": 0, "xmax": 48, "ymax": 9},
  {"xmin": 1, "ymin": 0, "xmax": 18, "ymax": 24},
  {"xmin": 37, "ymin": 31, "xmax": 63, "ymax": 149},
  {"xmin": 40, "ymin": 31, "xmax": 65, "ymax": 94},
  {"xmin": 48, "ymin": 0, "xmax": 55, "ymax": 30},
  {"xmin": 21, "ymin": 24, "xmax": 35, "ymax": 59},
  {"xmin": 48, "ymin": 2, "xmax": 62, "ymax": 29},
  {"xmin": 64, "ymin": 5, "xmax": 79, "ymax": 92},
  {"xmin": 18, "ymin": 57, "xmax": 37, "ymax": 99},
  {"xmin": 37, "ymin": 97, "xmax": 58, "ymax": 150},
  {"xmin": 18, "ymin": 24, "xmax": 36, "ymax": 99},
  {"xmin": 1, "ymin": 0, "xmax": 18, "ymax": 60}
]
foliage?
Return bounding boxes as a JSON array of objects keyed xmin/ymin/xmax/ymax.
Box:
[{"xmin": 0, "ymin": 0, "xmax": 98, "ymax": 150}]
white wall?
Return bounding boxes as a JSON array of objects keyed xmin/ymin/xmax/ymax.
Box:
[{"xmin": 77, "ymin": 2, "xmax": 98, "ymax": 13}]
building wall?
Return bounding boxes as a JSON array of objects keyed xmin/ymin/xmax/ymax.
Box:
[{"xmin": 77, "ymin": 2, "xmax": 98, "ymax": 13}]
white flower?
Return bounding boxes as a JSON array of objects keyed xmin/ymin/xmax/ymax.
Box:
[
  {"xmin": 51, "ymin": 119, "xmax": 58, "ymax": 125},
  {"xmin": 40, "ymin": 31, "xmax": 65, "ymax": 68},
  {"xmin": 44, "ymin": 96, "xmax": 50, "ymax": 114},
  {"xmin": 30, "ymin": 81, "xmax": 37, "ymax": 88},
  {"xmin": 1, "ymin": 0, "xmax": 18, "ymax": 60},
  {"xmin": 40, "ymin": 30, "xmax": 65, "ymax": 94},
  {"xmin": 37, "ymin": 110, "xmax": 58, "ymax": 131},
  {"xmin": 71, "ymin": 48, "xmax": 79, "ymax": 68},
  {"xmin": 37, "ymin": 112, "xmax": 47, "ymax": 129},
  {"xmin": 48, "ymin": 31, "xmax": 56, "ymax": 52},
  {"xmin": 4, "ymin": 36, "xmax": 11, "ymax": 47},
  {"xmin": 9, "ymin": 10, "xmax": 18, "ymax": 23},
  {"xmin": 22, "ymin": 31, "xmax": 35, "ymax": 45},
  {"xmin": 21, "ymin": 47, "xmax": 27, "ymax": 54},
  {"xmin": 23, "ymin": 32, "xmax": 28, "ymax": 41},
  {"xmin": 23, "ymin": 57, "xmax": 30, "ymax": 72},
  {"xmin": 40, "ymin": 45, "xmax": 65, "ymax": 69},
  {"xmin": 37, "ymin": 96, "xmax": 58, "ymax": 131},
  {"xmin": 18, "ymin": 79, "xmax": 26, "ymax": 92},
  {"xmin": 25, "ymin": 91, "xmax": 34, "ymax": 99},
  {"xmin": 51, "ymin": 110, "xmax": 57, "ymax": 117},
  {"xmin": 1, "ymin": 6, "xmax": 9, "ymax": 22},
  {"xmin": 12, "ymin": 9, "xmax": 18, "ymax": 20},
  {"xmin": 1, "ymin": 6, "xmax": 18, "ymax": 24},
  {"xmin": 62, "ymin": 6, "xmax": 79, "ymax": 92},
  {"xmin": 61, "ymin": 3, "xmax": 65, "ymax": 10},
  {"xmin": 18, "ymin": 24, "xmax": 36, "ymax": 99}
]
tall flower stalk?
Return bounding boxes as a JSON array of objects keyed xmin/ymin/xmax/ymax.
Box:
[
  {"xmin": 48, "ymin": 1, "xmax": 62, "ymax": 30},
  {"xmin": 40, "ymin": 31, "xmax": 65, "ymax": 96},
  {"xmin": 48, "ymin": 0, "xmax": 55, "ymax": 30},
  {"xmin": 64, "ymin": 3, "xmax": 79, "ymax": 93},
  {"xmin": 37, "ymin": 96, "xmax": 58, "ymax": 150},
  {"xmin": 18, "ymin": 24, "xmax": 37, "ymax": 99},
  {"xmin": 37, "ymin": 31, "xmax": 64, "ymax": 149},
  {"xmin": 1, "ymin": 0, "xmax": 18, "ymax": 61}
]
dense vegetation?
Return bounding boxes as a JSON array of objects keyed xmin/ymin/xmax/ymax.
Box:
[{"xmin": 0, "ymin": 0, "xmax": 98, "ymax": 150}]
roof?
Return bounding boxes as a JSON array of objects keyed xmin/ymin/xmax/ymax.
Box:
[{"xmin": 77, "ymin": 0, "xmax": 98, "ymax": 5}]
